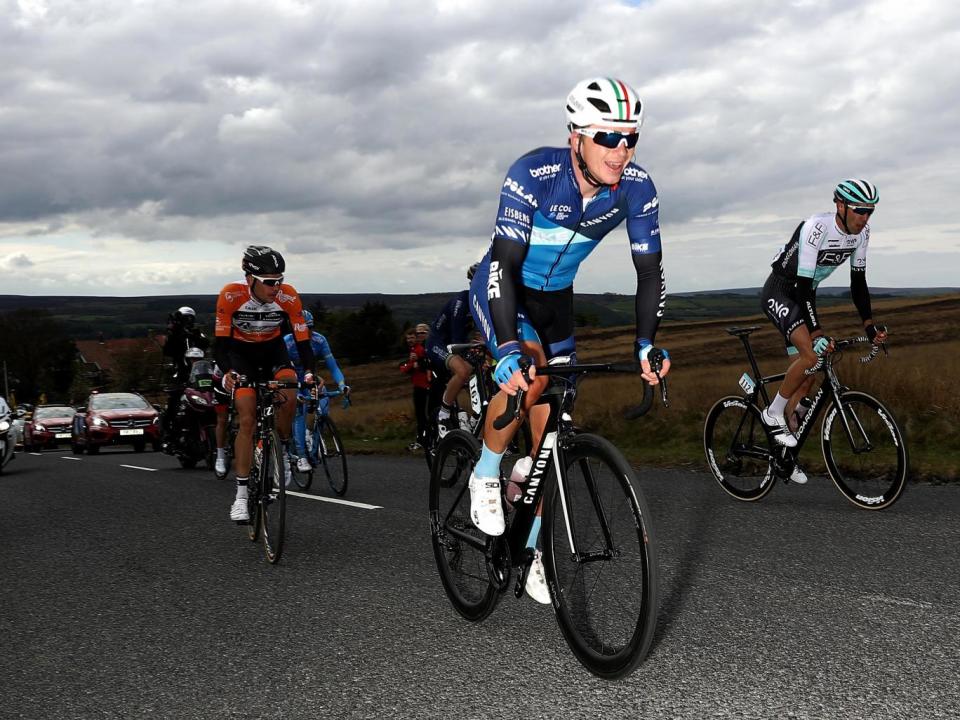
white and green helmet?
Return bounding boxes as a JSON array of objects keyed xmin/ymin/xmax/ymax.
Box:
[
  {"xmin": 565, "ymin": 77, "xmax": 643, "ymax": 131},
  {"xmin": 834, "ymin": 179, "xmax": 879, "ymax": 205}
]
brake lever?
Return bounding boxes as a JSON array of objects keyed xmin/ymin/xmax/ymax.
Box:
[{"xmin": 648, "ymin": 348, "xmax": 669, "ymax": 408}]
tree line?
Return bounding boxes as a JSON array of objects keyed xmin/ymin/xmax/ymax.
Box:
[{"xmin": 1, "ymin": 301, "xmax": 417, "ymax": 406}]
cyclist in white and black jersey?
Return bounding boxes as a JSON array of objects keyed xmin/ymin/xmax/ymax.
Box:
[{"xmin": 759, "ymin": 179, "xmax": 889, "ymax": 468}]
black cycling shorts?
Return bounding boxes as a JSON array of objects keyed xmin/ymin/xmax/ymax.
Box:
[
  {"xmin": 224, "ymin": 337, "xmax": 294, "ymax": 382},
  {"xmin": 760, "ymin": 273, "xmax": 807, "ymax": 355}
]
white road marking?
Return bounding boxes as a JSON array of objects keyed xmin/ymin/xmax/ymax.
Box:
[
  {"xmin": 120, "ymin": 464, "xmax": 158, "ymax": 472},
  {"xmin": 61, "ymin": 456, "xmax": 82, "ymax": 461},
  {"xmin": 285, "ymin": 490, "xmax": 382, "ymax": 510},
  {"xmin": 860, "ymin": 593, "xmax": 934, "ymax": 610}
]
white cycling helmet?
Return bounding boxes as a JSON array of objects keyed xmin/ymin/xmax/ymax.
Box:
[
  {"xmin": 565, "ymin": 77, "xmax": 644, "ymax": 131},
  {"xmin": 184, "ymin": 347, "xmax": 205, "ymax": 361}
]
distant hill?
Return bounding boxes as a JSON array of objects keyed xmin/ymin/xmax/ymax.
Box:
[{"xmin": 1, "ymin": 287, "xmax": 956, "ymax": 340}]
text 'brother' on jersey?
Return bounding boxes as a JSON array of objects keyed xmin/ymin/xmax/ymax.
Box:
[
  {"xmin": 481, "ymin": 147, "xmax": 662, "ymax": 292},
  {"xmin": 472, "ymin": 146, "xmax": 665, "ymax": 351}
]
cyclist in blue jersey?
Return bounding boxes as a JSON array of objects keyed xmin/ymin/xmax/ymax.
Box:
[
  {"xmin": 283, "ymin": 310, "xmax": 350, "ymax": 474},
  {"xmin": 467, "ymin": 77, "xmax": 672, "ymax": 602},
  {"xmin": 759, "ymin": 179, "xmax": 888, "ymax": 471},
  {"xmin": 426, "ymin": 264, "xmax": 479, "ymax": 436}
]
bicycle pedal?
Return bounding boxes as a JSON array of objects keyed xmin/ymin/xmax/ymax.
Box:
[{"xmin": 514, "ymin": 551, "xmax": 535, "ymax": 599}]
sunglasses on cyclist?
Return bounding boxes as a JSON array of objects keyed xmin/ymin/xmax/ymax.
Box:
[
  {"xmin": 848, "ymin": 205, "xmax": 875, "ymax": 216},
  {"xmin": 250, "ymin": 274, "xmax": 284, "ymax": 287},
  {"xmin": 576, "ymin": 128, "xmax": 640, "ymax": 149}
]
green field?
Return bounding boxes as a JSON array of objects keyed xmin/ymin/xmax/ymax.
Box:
[{"xmin": 328, "ymin": 293, "xmax": 960, "ymax": 482}]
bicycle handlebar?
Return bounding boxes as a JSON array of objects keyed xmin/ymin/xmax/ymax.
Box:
[
  {"xmin": 232, "ymin": 376, "xmax": 303, "ymax": 391},
  {"xmin": 446, "ymin": 341, "xmax": 486, "ymax": 355},
  {"xmin": 492, "ymin": 358, "xmax": 669, "ymax": 430},
  {"xmin": 804, "ymin": 336, "xmax": 887, "ymax": 375}
]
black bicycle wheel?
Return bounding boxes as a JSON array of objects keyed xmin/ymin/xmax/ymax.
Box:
[
  {"xmin": 821, "ymin": 391, "xmax": 908, "ymax": 510},
  {"xmin": 543, "ymin": 433, "xmax": 659, "ymax": 679},
  {"xmin": 260, "ymin": 430, "xmax": 286, "ymax": 563},
  {"xmin": 429, "ymin": 430, "xmax": 501, "ymax": 622},
  {"xmin": 423, "ymin": 425, "xmax": 439, "ymax": 473},
  {"xmin": 293, "ymin": 464, "xmax": 313, "ymax": 491},
  {"xmin": 703, "ymin": 396, "xmax": 777, "ymax": 502},
  {"xmin": 318, "ymin": 416, "xmax": 348, "ymax": 496},
  {"xmin": 246, "ymin": 439, "xmax": 263, "ymax": 543}
]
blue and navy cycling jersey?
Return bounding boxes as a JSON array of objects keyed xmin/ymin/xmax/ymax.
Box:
[
  {"xmin": 429, "ymin": 291, "xmax": 470, "ymax": 345},
  {"xmin": 282, "ymin": 331, "xmax": 345, "ymax": 387},
  {"xmin": 425, "ymin": 291, "xmax": 471, "ymax": 368},
  {"xmin": 472, "ymin": 146, "xmax": 665, "ymax": 354}
]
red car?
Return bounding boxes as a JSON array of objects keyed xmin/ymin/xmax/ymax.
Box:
[
  {"xmin": 23, "ymin": 404, "xmax": 77, "ymax": 451},
  {"xmin": 71, "ymin": 392, "xmax": 161, "ymax": 454}
]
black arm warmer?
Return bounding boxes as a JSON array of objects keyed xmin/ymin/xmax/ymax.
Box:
[
  {"xmin": 795, "ymin": 276, "xmax": 820, "ymax": 332},
  {"xmin": 633, "ymin": 251, "xmax": 665, "ymax": 343},
  {"xmin": 296, "ymin": 339, "xmax": 316, "ymax": 374},
  {"xmin": 850, "ymin": 268, "xmax": 873, "ymax": 322},
  {"xmin": 488, "ymin": 237, "xmax": 528, "ymax": 350}
]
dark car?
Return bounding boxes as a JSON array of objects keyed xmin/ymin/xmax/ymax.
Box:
[
  {"xmin": 71, "ymin": 392, "xmax": 161, "ymax": 454},
  {"xmin": 23, "ymin": 405, "xmax": 77, "ymax": 451}
]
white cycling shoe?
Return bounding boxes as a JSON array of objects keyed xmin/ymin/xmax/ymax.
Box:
[
  {"xmin": 469, "ymin": 472, "xmax": 505, "ymax": 536},
  {"xmin": 790, "ymin": 465, "xmax": 808, "ymax": 484},
  {"xmin": 296, "ymin": 456, "xmax": 312, "ymax": 473},
  {"xmin": 525, "ymin": 550, "xmax": 551, "ymax": 605},
  {"xmin": 215, "ymin": 457, "xmax": 228, "ymax": 477},
  {"xmin": 761, "ymin": 408, "xmax": 798, "ymax": 448},
  {"xmin": 229, "ymin": 497, "xmax": 249, "ymax": 522}
]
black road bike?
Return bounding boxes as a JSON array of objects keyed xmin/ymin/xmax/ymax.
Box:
[
  {"xmin": 234, "ymin": 378, "xmax": 300, "ymax": 563},
  {"xmin": 429, "ymin": 357, "xmax": 664, "ymax": 679},
  {"xmin": 703, "ymin": 326, "xmax": 907, "ymax": 510},
  {"xmin": 423, "ymin": 342, "xmax": 531, "ymax": 472},
  {"xmin": 292, "ymin": 387, "xmax": 350, "ymax": 496}
]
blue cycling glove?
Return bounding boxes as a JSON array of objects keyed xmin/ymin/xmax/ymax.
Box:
[
  {"xmin": 813, "ymin": 336, "xmax": 830, "ymax": 355},
  {"xmin": 493, "ymin": 352, "xmax": 526, "ymax": 386},
  {"xmin": 635, "ymin": 340, "xmax": 670, "ymax": 365}
]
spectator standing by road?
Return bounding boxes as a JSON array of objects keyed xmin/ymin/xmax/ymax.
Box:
[{"xmin": 399, "ymin": 325, "xmax": 430, "ymax": 450}]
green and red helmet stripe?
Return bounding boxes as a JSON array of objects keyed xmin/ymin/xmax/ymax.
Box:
[{"xmin": 606, "ymin": 77, "xmax": 633, "ymax": 121}]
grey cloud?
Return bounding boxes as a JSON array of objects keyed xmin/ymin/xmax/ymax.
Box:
[{"xmin": 0, "ymin": 0, "xmax": 958, "ymax": 294}]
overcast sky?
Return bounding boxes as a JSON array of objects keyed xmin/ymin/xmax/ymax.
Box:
[{"xmin": 1, "ymin": 0, "xmax": 958, "ymax": 298}]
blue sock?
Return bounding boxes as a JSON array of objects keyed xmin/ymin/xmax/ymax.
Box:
[
  {"xmin": 475, "ymin": 443, "xmax": 505, "ymax": 478},
  {"xmin": 526, "ymin": 515, "xmax": 542, "ymax": 549}
]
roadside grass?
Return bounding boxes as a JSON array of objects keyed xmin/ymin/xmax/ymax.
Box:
[{"xmin": 327, "ymin": 294, "xmax": 960, "ymax": 481}]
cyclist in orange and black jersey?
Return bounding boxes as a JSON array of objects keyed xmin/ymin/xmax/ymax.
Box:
[{"xmin": 214, "ymin": 245, "xmax": 315, "ymax": 522}]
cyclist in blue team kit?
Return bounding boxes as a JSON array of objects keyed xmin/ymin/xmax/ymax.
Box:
[
  {"xmin": 759, "ymin": 179, "xmax": 888, "ymax": 480},
  {"xmin": 468, "ymin": 77, "xmax": 672, "ymax": 602},
  {"xmin": 425, "ymin": 264, "xmax": 479, "ymax": 436},
  {"xmin": 283, "ymin": 310, "xmax": 350, "ymax": 474}
]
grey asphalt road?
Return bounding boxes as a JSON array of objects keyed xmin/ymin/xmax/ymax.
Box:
[{"xmin": 1, "ymin": 447, "xmax": 958, "ymax": 720}]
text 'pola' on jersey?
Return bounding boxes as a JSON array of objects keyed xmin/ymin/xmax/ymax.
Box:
[{"xmin": 485, "ymin": 146, "xmax": 661, "ymax": 292}]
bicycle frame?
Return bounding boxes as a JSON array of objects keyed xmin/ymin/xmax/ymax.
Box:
[
  {"xmin": 731, "ymin": 331, "xmax": 882, "ymax": 462},
  {"xmin": 444, "ymin": 361, "xmax": 643, "ymax": 581}
]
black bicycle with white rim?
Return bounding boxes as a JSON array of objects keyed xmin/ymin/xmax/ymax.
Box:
[
  {"xmin": 429, "ymin": 355, "xmax": 664, "ymax": 679},
  {"xmin": 703, "ymin": 326, "xmax": 907, "ymax": 510}
]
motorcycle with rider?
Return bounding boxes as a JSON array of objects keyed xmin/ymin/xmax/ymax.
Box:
[{"xmin": 162, "ymin": 348, "xmax": 218, "ymax": 469}]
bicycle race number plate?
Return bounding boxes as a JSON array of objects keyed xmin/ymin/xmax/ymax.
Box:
[
  {"xmin": 119, "ymin": 428, "xmax": 144, "ymax": 436},
  {"xmin": 738, "ymin": 373, "xmax": 756, "ymax": 394}
]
